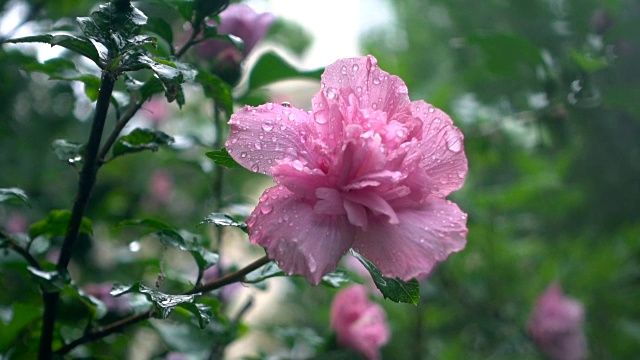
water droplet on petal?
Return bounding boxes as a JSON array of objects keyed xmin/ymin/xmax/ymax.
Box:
[
  {"xmin": 341, "ymin": 65, "xmax": 347, "ymax": 74},
  {"xmin": 266, "ymin": 103, "xmax": 274, "ymax": 110},
  {"xmin": 281, "ymin": 101, "xmax": 291, "ymax": 107},
  {"xmin": 372, "ymin": 77, "xmax": 381, "ymax": 85},
  {"xmin": 251, "ymin": 163, "xmax": 260, "ymax": 172},
  {"xmin": 326, "ymin": 87, "xmax": 337, "ymax": 100},
  {"xmin": 262, "ymin": 122, "xmax": 273, "ymax": 131},
  {"xmin": 352, "ymin": 64, "xmax": 359, "ymax": 71},
  {"xmin": 261, "ymin": 203, "xmax": 273, "ymax": 214},
  {"xmin": 254, "ymin": 142, "xmax": 262, "ymax": 150},
  {"xmin": 315, "ymin": 115, "xmax": 327, "ymax": 124},
  {"xmin": 355, "ymin": 86, "xmax": 362, "ymax": 95},
  {"xmin": 241, "ymin": 152, "xmax": 247, "ymax": 158},
  {"xmin": 446, "ymin": 132, "xmax": 462, "ymax": 152},
  {"xmin": 231, "ymin": 138, "xmax": 238, "ymax": 144}
]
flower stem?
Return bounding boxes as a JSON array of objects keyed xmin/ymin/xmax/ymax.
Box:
[{"xmin": 39, "ymin": 71, "xmax": 116, "ymax": 360}]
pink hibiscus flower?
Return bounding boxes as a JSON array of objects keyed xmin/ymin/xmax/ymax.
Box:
[
  {"xmin": 528, "ymin": 283, "xmax": 587, "ymax": 360},
  {"xmin": 331, "ymin": 285, "xmax": 389, "ymax": 360},
  {"xmin": 226, "ymin": 55, "xmax": 468, "ymax": 284}
]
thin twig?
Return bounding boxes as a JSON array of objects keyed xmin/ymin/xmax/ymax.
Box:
[
  {"xmin": 175, "ymin": 23, "xmax": 201, "ymax": 58},
  {"xmin": 98, "ymin": 100, "xmax": 144, "ymax": 163},
  {"xmin": 2, "ymin": 235, "xmax": 42, "ymax": 270},
  {"xmin": 54, "ymin": 255, "xmax": 271, "ymax": 355}
]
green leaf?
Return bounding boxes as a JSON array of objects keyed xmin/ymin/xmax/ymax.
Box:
[
  {"xmin": 205, "ymin": 149, "xmax": 242, "ymax": 169},
  {"xmin": 130, "ymin": 55, "xmax": 196, "ymax": 106},
  {"xmin": 0, "ymin": 304, "xmax": 41, "ymax": 352},
  {"xmin": 72, "ymin": 285, "xmax": 108, "ymax": 320},
  {"xmin": 51, "ymin": 139, "xmax": 85, "ymax": 164},
  {"xmin": 349, "ymin": 249, "xmax": 420, "ymax": 305},
  {"xmin": 8, "ymin": 34, "xmax": 101, "ymax": 67},
  {"xmin": 570, "ymin": 49, "xmax": 609, "ymax": 73},
  {"xmin": 111, "ymin": 282, "xmax": 211, "ymax": 328},
  {"xmin": 246, "ymin": 51, "xmax": 324, "ymax": 91},
  {"xmin": 199, "ymin": 213, "xmax": 248, "ymax": 233},
  {"xmin": 146, "ymin": 17, "xmax": 174, "ymax": 48},
  {"xmin": 0, "ymin": 188, "xmax": 30, "ymax": 207},
  {"xmin": 196, "ymin": 71, "xmax": 233, "ymax": 115},
  {"xmin": 244, "ymin": 261, "xmax": 283, "ymax": 284},
  {"xmin": 321, "ymin": 270, "xmax": 353, "ymax": 288},
  {"xmin": 112, "ymin": 128, "xmax": 174, "ymax": 158},
  {"xmin": 27, "ymin": 267, "xmax": 71, "ymax": 293},
  {"xmin": 117, "ymin": 219, "xmax": 219, "ymax": 281},
  {"xmin": 19, "ymin": 58, "xmax": 101, "ymax": 101},
  {"xmin": 77, "ymin": 2, "xmax": 148, "ymax": 55},
  {"xmin": 29, "ymin": 209, "xmax": 93, "ymax": 239}
]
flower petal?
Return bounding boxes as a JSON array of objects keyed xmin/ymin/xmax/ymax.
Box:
[
  {"xmin": 313, "ymin": 55, "xmax": 411, "ymax": 118},
  {"xmin": 226, "ymin": 103, "xmax": 317, "ymax": 175},
  {"xmin": 412, "ymin": 100, "xmax": 468, "ymax": 197},
  {"xmin": 247, "ymin": 185, "xmax": 355, "ymax": 284},
  {"xmin": 352, "ymin": 198, "xmax": 467, "ymax": 281}
]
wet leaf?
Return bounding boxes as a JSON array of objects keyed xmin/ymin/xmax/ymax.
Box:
[
  {"xmin": 146, "ymin": 17, "xmax": 174, "ymax": 48},
  {"xmin": 350, "ymin": 249, "xmax": 420, "ymax": 305},
  {"xmin": 29, "ymin": 209, "xmax": 93, "ymax": 239},
  {"xmin": 0, "ymin": 188, "xmax": 30, "ymax": 207},
  {"xmin": 205, "ymin": 149, "xmax": 242, "ymax": 169},
  {"xmin": 246, "ymin": 51, "xmax": 324, "ymax": 91},
  {"xmin": 321, "ymin": 270, "xmax": 353, "ymax": 288},
  {"xmin": 244, "ymin": 261, "xmax": 282, "ymax": 284},
  {"xmin": 27, "ymin": 267, "xmax": 71, "ymax": 293},
  {"xmin": 7, "ymin": 34, "xmax": 101, "ymax": 67},
  {"xmin": 52, "ymin": 139, "xmax": 86, "ymax": 164},
  {"xmin": 111, "ymin": 282, "xmax": 211, "ymax": 328},
  {"xmin": 112, "ymin": 128, "xmax": 174, "ymax": 158},
  {"xmin": 199, "ymin": 213, "xmax": 248, "ymax": 233},
  {"xmin": 196, "ymin": 71, "xmax": 233, "ymax": 115}
]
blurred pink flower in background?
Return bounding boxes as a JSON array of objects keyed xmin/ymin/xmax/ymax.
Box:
[
  {"xmin": 227, "ymin": 55, "xmax": 468, "ymax": 284},
  {"xmin": 148, "ymin": 170, "xmax": 174, "ymax": 207},
  {"xmin": 528, "ymin": 283, "xmax": 587, "ymax": 360},
  {"xmin": 331, "ymin": 285, "xmax": 389, "ymax": 360},
  {"xmin": 6, "ymin": 213, "xmax": 27, "ymax": 233},
  {"xmin": 196, "ymin": 4, "xmax": 275, "ymax": 74},
  {"xmin": 141, "ymin": 96, "xmax": 169, "ymax": 125}
]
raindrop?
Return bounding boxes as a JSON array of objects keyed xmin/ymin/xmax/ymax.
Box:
[
  {"xmin": 261, "ymin": 203, "xmax": 273, "ymax": 214},
  {"xmin": 341, "ymin": 65, "xmax": 347, "ymax": 74},
  {"xmin": 288, "ymin": 114, "xmax": 295, "ymax": 121},
  {"xmin": 308, "ymin": 257, "xmax": 317, "ymax": 272},
  {"xmin": 315, "ymin": 115, "xmax": 327, "ymax": 124},
  {"xmin": 266, "ymin": 103, "xmax": 274, "ymax": 110},
  {"xmin": 231, "ymin": 138, "xmax": 238, "ymax": 144},
  {"xmin": 281, "ymin": 101, "xmax": 291, "ymax": 107},
  {"xmin": 326, "ymin": 87, "xmax": 337, "ymax": 100},
  {"xmin": 445, "ymin": 132, "xmax": 462, "ymax": 152},
  {"xmin": 396, "ymin": 129, "xmax": 405, "ymax": 138},
  {"xmin": 372, "ymin": 77, "xmax": 380, "ymax": 85},
  {"xmin": 262, "ymin": 122, "xmax": 274, "ymax": 131},
  {"xmin": 352, "ymin": 64, "xmax": 359, "ymax": 71},
  {"xmin": 355, "ymin": 86, "xmax": 362, "ymax": 95},
  {"xmin": 428, "ymin": 106, "xmax": 435, "ymax": 113},
  {"xmin": 129, "ymin": 241, "xmax": 141, "ymax": 252},
  {"xmin": 241, "ymin": 152, "xmax": 247, "ymax": 158},
  {"xmin": 255, "ymin": 142, "xmax": 262, "ymax": 150},
  {"xmin": 251, "ymin": 163, "xmax": 260, "ymax": 172}
]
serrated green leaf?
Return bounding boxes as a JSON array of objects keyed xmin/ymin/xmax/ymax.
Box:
[
  {"xmin": 0, "ymin": 188, "xmax": 30, "ymax": 207},
  {"xmin": 29, "ymin": 209, "xmax": 93, "ymax": 239},
  {"xmin": 321, "ymin": 270, "xmax": 353, "ymax": 288},
  {"xmin": 199, "ymin": 212, "xmax": 248, "ymax": 233},
  {"xmin": 111, "ymin": 282, "xmax": 209, "ymax": 326},
  {"xmin": 8, "ymin": 34, "xmax": 101, "ymax": 67},
  {"xmin": 196, "ymin": 71, "xmax": 233, "ymax": 115},
  {"xmin": 246, "ymin": 51, "xmax": 324, "ymax": 92},
  {"xmin": 349, "ymin": 249, "xmax": 420, "ymax": 305},
  {"xmin": 51, "ymin": 139, "xmax": 85, "ymax": 164},
  {"xmin": 27, "ymin": 267, "xmax": 71, "ymax": 293},
  {"xmin": 112, "ymin": 128, "xmax": 174, "ymax": 158},
  {"xmin": 205, "ymin": 149, "xmax": 242, "ymax": 169}
]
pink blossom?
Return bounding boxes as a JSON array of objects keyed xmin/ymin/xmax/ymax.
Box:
[
  {"xmin": 528, "ymin": 283, "xmax": 587, "ymax": 360},
  {"xmin": 149, "ymin": 170, "xmax": 173, "ymax": 205},
  {"xmin": 83, "ymin": 283, "xmax": 132, "ymax": 315},
  {"xmin": 331, "ymin": 285, "xmax": 389, "ymax": 360},
  {"xmin": 226, "ymin": 55, "xmax": 468, "ymax": 284},
  {"xmin": 196, "ymin": 4, "xmax": 275, "ymax": 61}
]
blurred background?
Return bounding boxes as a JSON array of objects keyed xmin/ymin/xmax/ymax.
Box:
[{"xmin": 1, "ymin": 0, "xmax": 639, "ymax": 359}]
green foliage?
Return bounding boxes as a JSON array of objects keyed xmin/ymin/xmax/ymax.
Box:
[
  {"xmin": 51, "ymin": 139, "xmax": 86, "ymax": 164},
  {"xmin": 205, "ymin": 149, "xmax": 242, "ymax": 169},
  {"xmin": 111, "ymin": 282, "xmax": 212, "ymax": 328},
  {"xmin": 29, "ymin": 210, "xmax": 93, "ymax": 239},
  {"xmin": 7, "ymin": 34, "xmax": 102, "ymax": 67},
  {"xmin": 196, "ymin": 71, "xmax": 234, "ymax": 115},
  {"xmin": 199, "ymin": 212, "xmax": 248, "ymax": 232},
  {"xmin": 112, "ymin": 128, "xmax": 174, "ymax": 158},
  {"xmin": 246, "ymin": 51, "xmax": 324, "ymax": 92},
  {"xmin": 350, "ymin": 250, "xmax": 420, "ymax": 305},
  {"xmin": 0, "ymin": 188, "xmax": 30, "ymax": 207}
]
